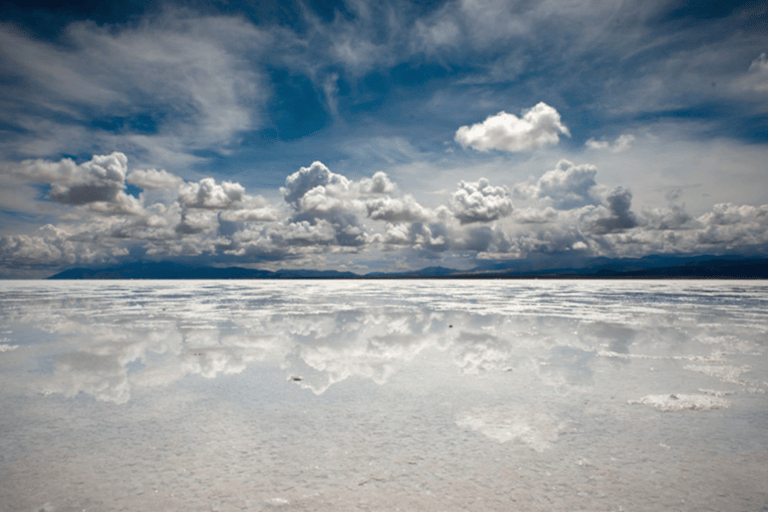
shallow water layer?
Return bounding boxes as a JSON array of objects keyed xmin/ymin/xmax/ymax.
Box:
[{"xmin": 1, "ymin": 280, "xmax": 767, "ymax": 511}]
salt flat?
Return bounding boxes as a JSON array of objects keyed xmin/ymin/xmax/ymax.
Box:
[{"xmin": 1, "ymin": 280, "xmax": 767, "ymax": 511}]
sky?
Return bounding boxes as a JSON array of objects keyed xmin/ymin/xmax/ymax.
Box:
[{"xmin": 0, "ymin": 0, "xmax": 767, "ymax": 277}]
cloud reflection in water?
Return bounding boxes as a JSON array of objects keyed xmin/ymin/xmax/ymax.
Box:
[
  {"xmin": 1, "ymin": 280, "xmax": 765, "ymax": 407},
  {"xmin": 1, "ymin": 281, "xmax": 768, "ymax": 511}
]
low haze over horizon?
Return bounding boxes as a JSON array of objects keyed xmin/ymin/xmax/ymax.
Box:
[{"xmin": 1, "ymin": 0, "xmax": 767, "ymax": 277}]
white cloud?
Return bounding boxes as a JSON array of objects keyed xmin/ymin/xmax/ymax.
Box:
[
  {"xmin": 16, "ymin": 152, "xmax": 128, "ymax": 205},
  {"xmin": 695, "ymin": 203, "xmax": 768, "ymax": 247},
  {"xmin": 282, "ymin": 161, "xmax": 351, "ymax": 207},
  {"xmin": 412, "ymin": 16, "xmax": 461, "ymax": 54},
  {"xmin": 175, "ymin": 210, "xmax": 219, "ymax": 235},
  {"xmin": 358, "ymin": 171, "xmax": 398, "ymax": 195},
  {"xmin": 584, "ymin": 139, "xmax": 610, "ymax": 151},
  {"xmin": 699, "ymin": 203, "xmax": 766, "ymax": 226},
  {"xmin": 451, "ymin": 178, "xmax": 513, "ymax": 224},
  {"xmin": 0, "ymin": 234, "xmax": 68, "ymax": 267},
  {"xmin": 642, "ymin": 190, "xmax": 695, "ymax": 231},
  {"xmin": 585, "ymin": 134, "xmax": 635, "ymax": 153},
  {"xmin": 516, "ymin": 160, "xmax": 599, "ymax": 210},
  {"xmin": 366, "ymin": 195, "xmax": 432, "ymax": 222},
  {"xmin": 6, "ymin": 152, "xmax": 145, "ymax": 216},
  {"xmin": 0, "ymin": 223, "xmax": 120, "ymax": 269},
  {"xmin": 278, "ymin": 220, "xmax": 340, "ymax": 245},
  {"xmin": 739, "ymin": 52, "xmax": 768, "ymax": 92},
  {"xmin": 455, "ymin": 102, "xmax": 570, "ymax": 152},
  {"xmin": 0, "ymin": 12, "xmax": 267, "ymax": 167},
  {"xmin": 3, "ymin": 149, "xmax": 768, "ymax": 274},
  {"xmin": 178, "ymin": 178, "xmax": 245, "ymax": 209},
  {"xmin": 126, "ymin": 168, "xmax": 184, "ymax": 190},
  {"xmin": 513, "ymin": 206, "xmax": 558, "ymax": 224},
  {"xmin": 379, "ymin": 223, "xmax": 412, "ymax": 246},
  {"xmin": 296, "ymin": 186, "xmax": 350, "ymax": 216},
  {"xmin": 218, "ymin": 207, "xmax": 278, "ymax": 223}
]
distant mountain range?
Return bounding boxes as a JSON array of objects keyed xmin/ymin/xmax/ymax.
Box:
[{"xmin": 47, "ymin": 255, "xmax": 768, "ymax": 279}]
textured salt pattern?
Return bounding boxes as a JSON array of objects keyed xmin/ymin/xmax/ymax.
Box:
[
  {"xmin": 684, "ymin": 364, "xmax": 752, "ymax": 384},
  {"xmin": 1, "ymin": 280, "xmax": 767, "ymax": 511},
  {"xmin": 455, "ymin": 405, "xmax": 562, "ymax": 452},
  {"xmin": 629, "ymin": 393, "xmax": 732, "ymax": 411}
]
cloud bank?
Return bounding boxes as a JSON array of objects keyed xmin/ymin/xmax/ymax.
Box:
[{"xmin": 1, "ymin": 151, "xmax": 766, "ymax": 275}]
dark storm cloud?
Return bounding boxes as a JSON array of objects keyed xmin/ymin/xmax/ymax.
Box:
[{"xmin": 589, "ymin": 187, "xmax": 638, "ymax": 235}]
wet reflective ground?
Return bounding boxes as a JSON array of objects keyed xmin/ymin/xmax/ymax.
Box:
[{"xmin": 1, "ymin": 280, "xmax": 767, "ymax": 511}]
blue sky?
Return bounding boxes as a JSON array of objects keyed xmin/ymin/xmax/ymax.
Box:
[{"xmin": 1, "ymin": 0, "xmax": 767, "ymax": 276}]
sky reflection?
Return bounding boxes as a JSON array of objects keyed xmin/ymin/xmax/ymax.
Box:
[
  {"xmin": 2, "ymin": 280, "xmax": 766, "ymax": 404},
  {"xmin": 1, "ymin": 280, "xmax": 767, "ymax": 511}
]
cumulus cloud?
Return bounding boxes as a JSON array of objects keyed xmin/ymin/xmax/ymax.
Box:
[
  {"xmin": 516, "ymin": 160, "xmax": 599, "ymax": 209},
  {"xmin": 282, "ymin": 161, "xmax": 350, "ymax": 207},
  {"xmin": 451, "ymin": 178, "xmax": 513, "ymax": 224},
  {"xmin": 0, "ymin": 233, "xmax": 70, "ymax": 267},
  {"xmin": 642, "ymin": 190, "xmax": 695, "ymax": 231},
  {"xmin": 589, "ymin": 187, "xmax": 638, "ymax": 235},
  {"xmin": 3, "ymin": 150, "xmax": 768, "ymax": 275},
  {"xmin": 358, "ymin": 171, "xmax": 398, "ymax": 195},
  {"xmin": 366, "ymin": 195, "xmax": 432, "ymax": 222},
  {"xmin": 283, "ymin": 163, "xmax": 399, "ymax": 223},
  {"xmin": 454, "ymin": 102, "xmax": 570, "ymax": 152},
  {"xmin": 376, "ymin": 220, "xmax": 452, "ymax": 253},
  {"xmin": 296, "ymin": 185, "xmax": 349, "ymax": 216},
  {"xmin": 6, "ymin": 152, "xmax": 145, "ymax": 216},
  {"xmin": 175, "ymin": 210, "xmax": 219, "ymax": 235},
  {"xmin": 514, "ymin": 206, "xmax": 558, "ymax": 224},
  {"xmin": 218, "ymin": 207, "xmax": 278, "ymax": 223},
  {"xmin": 280, "ymin": 162, "xmax": 411, "ymax": 250},
  {"xmin": 178, "ymin": 178, "xmax": 245, "ymax": 209},
  {"xmin": 86, "ymin": 191, "xmax": 145, "ymax": 216},
  {"xmin": 126, "ymin": 168, "xmax": 184, "ymax": 190},
  {"xmin": 0, "ymin": 223, "xmax": 121, "ymax": 269},
  {"xmin": 17, "ymin": 152, "xmax": 128, "ymax": 205},
  {"xmin": 277, "ymin": 220, "xmax": 340, "ymax": 245},
  {"xmin": 695, "ymin": 203, "xmax": 768, "ymax": 247},
  {"xmin": 700, "ymin": 203, "xmax": 768, "ymax": 226},
  {"xmin": 585, "ymin": 134, "xmax": 635, "ymax": 153}
]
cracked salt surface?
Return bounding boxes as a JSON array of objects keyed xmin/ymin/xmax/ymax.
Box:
[{"xmin": 1, "ymin": 280, "xmax": 767, "ymax": 511}]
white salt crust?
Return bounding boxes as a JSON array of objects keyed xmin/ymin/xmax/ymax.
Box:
[{"xmin": 628, "ymin": 393, "xmax": 731, "ymax": 412}]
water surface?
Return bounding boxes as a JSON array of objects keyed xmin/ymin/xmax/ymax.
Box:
[{"xmin": 1, "ymin": 280, "xmax": 767, "ymax": 511}]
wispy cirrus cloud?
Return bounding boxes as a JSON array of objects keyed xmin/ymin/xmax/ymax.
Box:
[{"xmin": 0, "ymin": 11, "xmax": 268, "ymax": 167}]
